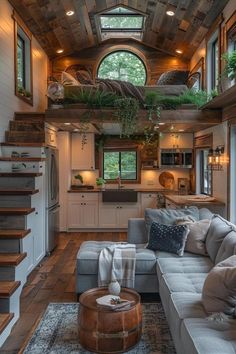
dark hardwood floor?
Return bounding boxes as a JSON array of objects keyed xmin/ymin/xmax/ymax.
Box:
[{"xmin": 0, "ymin": 232, "xmax": 127, "ymax": 354}]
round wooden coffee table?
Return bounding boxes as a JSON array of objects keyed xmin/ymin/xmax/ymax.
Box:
[{"xmin": 78, "ymin": 287, "xmax": 142, "ymax": 354}]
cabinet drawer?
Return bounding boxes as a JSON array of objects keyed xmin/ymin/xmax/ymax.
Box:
[
  {"xmin": 68, "ymin": 193, "xmax": 99, "ymax": 202},
  {"xmin": 141, "ymin": 193, "xmax": 157, "ymax": 200}
]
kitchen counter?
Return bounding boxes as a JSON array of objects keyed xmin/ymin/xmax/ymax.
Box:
[
  {"xmin": 165, "ymin": 194, "xmax": 225, "ymax": 207},
  {"xmin": 68, "ymin": 188, "xmax": 178, "ymax": 193}
]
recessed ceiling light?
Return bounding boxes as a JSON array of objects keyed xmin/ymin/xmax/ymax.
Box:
[
  {"xmin": 178, "ymin": 129, "xmax": 184, "ymax": 132},
  {"xmin": 66, "ymin": 10, "xmax": 74, "ymax": 16},
  {"xmin": 56, "ymin": 49, "xmax": 64, "ymax": 54},
  {"xmin": 176, "ymin": 49, "xmax": 183, "ymax": 54},
  {"xmin": 73, "ymin": 128, "xmax": 79, "ymax": 132},
  {"xmin": 154, "ymin": 125, "xmax": 160, "ymax": 130},
  {"xmin": 166, "ymin": 10, "xmax": 175, "ymax": 16},
  {"xmin": 159, "ymin": 122, "xmax": 165, "ymax": 125},
  {"xmin": 64, "ymin": 122, "xmax": 71, "ymax": 126}
]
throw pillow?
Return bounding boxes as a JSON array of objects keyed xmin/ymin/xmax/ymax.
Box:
[
  {"xmin": 76, "ymin": 70, "xmax": 94, "ymax": 85},
  {"xmin": 202, "ymin": 255, "xmax": 236, "ymax": 316},
  {"xmin": 205, "ymin": 215, "xmax": 234, "ymax": 263},
  {"xmin": 157, "ymin": 70, "xmax": 189, "ymax": 85},
  {"xmin": 176, "ymin": 218, "xmax": 211, "ymax": 256},
  {"xmin": 146, "ymin": 221, "xmax": 189, "ymax": 256},
  {"xmin": 61, "ymin": 71, "xmax": 80, "ymax": 86},
  {"xmin": 145, "ymin": 207, "xmax": 199, "ymax": 235}
]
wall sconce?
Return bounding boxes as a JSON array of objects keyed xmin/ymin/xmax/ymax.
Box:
[{"xmin": 207, "ymin": 146, "xmax": 224, "ymax": 171}]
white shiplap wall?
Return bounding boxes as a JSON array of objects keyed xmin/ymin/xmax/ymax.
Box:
[{"xmin": 0, "ymin": 0, "xmax": 48, "ymax": 142}]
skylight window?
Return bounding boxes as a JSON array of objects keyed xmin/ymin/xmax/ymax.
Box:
[{"xmin": 98, "ymin": 6, "xmax": 145, "ymax": 40}]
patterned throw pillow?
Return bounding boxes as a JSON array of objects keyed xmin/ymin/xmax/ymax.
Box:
[
  {"xmin": 157, "ymin": 70, "xmax": 189, "ymax": 85},
  {"xmin": 61, "ymin": 71, "xmax": 80, "ymax": 86},
  {"xmin": 146, "ymin": 221, "xmax": 189, "ymax": 256}
]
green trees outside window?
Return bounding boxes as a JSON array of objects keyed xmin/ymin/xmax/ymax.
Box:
[
  {"xmin": 103, "ymin": 150, "xmax": 137, "ymax": 180},
  {"xmin": 97, "ymin": 51, "xmax": 146, "ymax": 86}
]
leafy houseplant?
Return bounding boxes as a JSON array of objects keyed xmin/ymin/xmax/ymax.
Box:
[
  {"xmin": 222, "ymin": 50, "xmax": 236, "ymax": 80},
  {"xmin": 96, "ymin": 177, "xmax": 106, "ymax": 189},
  {"xmin": 74, "ymin": 174, "xmax": 83, "ymax": 185}
]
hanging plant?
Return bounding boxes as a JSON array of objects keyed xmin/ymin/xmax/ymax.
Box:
[{"xmin": 114, "ymin": 97, "xmax": 139, "ymax": 137}]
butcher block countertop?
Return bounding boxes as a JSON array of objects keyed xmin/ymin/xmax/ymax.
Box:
[{"xmin": 165, "ymin": 194, "xmax": 225, "ymax": 206}]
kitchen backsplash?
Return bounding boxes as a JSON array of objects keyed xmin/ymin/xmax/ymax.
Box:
[{"xmin": 71, "ymin": 169, "xmax": 190, "ymax": 190}]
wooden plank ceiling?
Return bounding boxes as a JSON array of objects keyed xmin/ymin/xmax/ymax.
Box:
[{"xmin": 9, "ymin": 0, "xmax": 229, "ymax": 60}]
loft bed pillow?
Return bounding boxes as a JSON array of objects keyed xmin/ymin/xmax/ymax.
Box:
[
  {"xmin": 176, "ymin": 218, "xmax": 211, "ymax": 256},
  {"xmin": 76, "ymin": 70, "xmax": 94, "ymax": 85},
  {"xmin": 146, "ymin": 221, "xmax": 189, "ymax": 256},
  {"xmin": 157, "ymin": 70, "xmax": 189, "ymax": 85},
  {"xmin": 61, "ymin": 71, "xmax": 80, "ymax": 86},
  {"xmin": 202, "ymin": 255, "xmax": 236, "ymax": 316}
]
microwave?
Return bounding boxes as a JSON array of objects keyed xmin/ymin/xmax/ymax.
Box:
[{"xmin": 160, "ymin": 149, "xmax": 193, "ymax": 168}]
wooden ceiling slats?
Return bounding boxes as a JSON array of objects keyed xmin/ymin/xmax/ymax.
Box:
[{"xmin": 9, "ymin": 0, "xmax": 230, "ymax": 59}]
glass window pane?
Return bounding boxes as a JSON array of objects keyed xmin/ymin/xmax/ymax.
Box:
[
  {"xmin": 98, "ymin": 51, "xmax": 146, "ymax": 85},
  {"xmin": 103, "ymin": 152, "xmax": 119, "ymax": 180},
  {"xmin": 120, "ymin": 151, "xmax": 137, "ymax": 179},
  {"xmin": 100, "ymin": 15, "xmax": 143, "ymax": 30},
  {"xmin": 17, "ymin": 35, "xmax": 25, "ymax": 88}
]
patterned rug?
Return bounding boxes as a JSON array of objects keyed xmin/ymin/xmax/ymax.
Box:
[{"xmin": 23, "ymin": 302, "xmax": 176, "ymax": 354}]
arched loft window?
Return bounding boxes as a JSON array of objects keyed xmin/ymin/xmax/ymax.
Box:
[{"xmin": 97, "ymin": 51, "xmax": 147, "ymax": 86}]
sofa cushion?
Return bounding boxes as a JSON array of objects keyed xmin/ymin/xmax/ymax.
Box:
[
  {"xmin": 160, "ymin": 273, "xmax": 208, "ymax": 304},
  {"xmin": 181, "ymin": 318, "xmax": 236, "ymax": 354},
  {"xmin": 77, "ymin": 241, "xmax": 157, "ymax": 275},
  {"xmin": 202, "ymin": 255, "xmax": 236, "ymax": 316},
  {"xmin": 215, "ymin": 231, "xmax": 236, "ymax": 264},
  {"xmin": 205, "ymin": 215, "xmax": 233, "ymax": 263},
  {"xmin": 199, "ymin": 208, "xmax": 213, "ymax": 220},
  {"xmin": 157, "ymin": 70, "xmax": 189, "ymax": 85},
  {"xmin": 156, "ymin": 256, "xmax": 213, "ymax": 280},
  {"xmin": 176, "ymin": 219, "xmax": 211, "ymax": 256},
  {"xmin": 145, "ymin": 207, "xmax": 199, "ymax": 233},
  {"xmin": 147, "ymin": 221, "xmax": 189, "ymax": 256}
]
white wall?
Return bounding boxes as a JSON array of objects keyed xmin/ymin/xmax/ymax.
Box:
[{"xmin": 0, "ymin": 0, "xmax": 48, "ymax": 142}]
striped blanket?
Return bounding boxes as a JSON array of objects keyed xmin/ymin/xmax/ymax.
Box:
[{"xmin": 98, "ymin": 243, "xmax": 136, "ymax": 288}]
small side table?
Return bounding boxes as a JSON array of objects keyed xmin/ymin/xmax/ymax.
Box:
[{"xmin": 78, "ymin": 287, "xmax": 142, "ymax": 354}]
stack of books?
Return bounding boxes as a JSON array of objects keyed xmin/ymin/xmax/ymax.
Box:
[{"xmin": 96, "ymin": 295, "xmax": 134, "ymax": 311}]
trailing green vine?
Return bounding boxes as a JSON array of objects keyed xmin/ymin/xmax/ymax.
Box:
[{"xmin": 114, "ymin": 97, "xmax": 140, "ymax": 137}]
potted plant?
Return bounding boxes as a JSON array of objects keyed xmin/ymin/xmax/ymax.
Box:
[
  {"xmin": 220, "ymin": 50, "xmax": 236, "ymax": 91},
  {"xmin": 96, "ymin": 177, "xmax": 106, "ymax": 190},
  {"xmin": 74, "ymin": 174, "xmax": 83, "ymax": 186}
]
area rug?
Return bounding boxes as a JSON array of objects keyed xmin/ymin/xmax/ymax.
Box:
[{"xmin": 23, "ymin": 302, "xmax": 176, "ymax": 354}]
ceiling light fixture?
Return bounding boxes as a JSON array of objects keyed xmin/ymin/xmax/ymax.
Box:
[
  {"xmin": 176, "ymin": 49, "xmax": 183, "ymax": 54},
  {"xmin": 73, "ymin": 128, "xmax": 79, "ymax": 132},
  {"xmin": 66, "ymin": 10, "xmax": 74, "ymax": 16},
  {"xmin": 64, "ymin": 122, "xmax": 71, "ymax": 126},
  {"xmin": 178, "ymin": 129, "xmax": 184, "ymax": 132},
  {"xmin": 158, "ymin": 122, "xmax": 165, "ymax": 125},
  {"xmin": 166, "ymin": 10, "xmax": 175, "ymax": 16},
  {"xmin": 56, "ymin": 49, "xmax": 64, "ymax": 54}
]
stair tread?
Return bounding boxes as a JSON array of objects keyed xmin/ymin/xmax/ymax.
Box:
[
  {"xmin": 0, "ymin": 173, "xmax": 43, "ymax": 177},
  {"xmin": 0, "ymin": 313, "xmax": 14, "ymax": 335},
  {"xmin": 0, "ymin": 229, "xmax": 31, "ymax": 239},
  {"xmin": 1, "ymin": 143, "xmax": 46, "ymax": 147},
  {"xmin": 0, "ymin": 157, "xmax": 45, "ymax": 161},
  {"xmin": 0, "ymin": 281, "xmax": 21, "ymax": 297},
  {"xmin": 0, "ymin": 207, "xmax": 35, "ymax": 215},
  {"xmin": 0, "ymin": 189, "xmax": 39, "ymax": 195},
  {"xmin": 0, "ymin": 253, "xmax": 27, "ymax": 266}
]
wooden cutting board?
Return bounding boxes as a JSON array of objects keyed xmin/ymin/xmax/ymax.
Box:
[{"xmin": 159, "ymin": 171, "xmax": 175, "ymax": 189}]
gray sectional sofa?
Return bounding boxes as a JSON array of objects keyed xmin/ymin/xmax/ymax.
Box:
[{"xmin": 76, "ymin": 207, "xmax": 236, "ymax": 354}]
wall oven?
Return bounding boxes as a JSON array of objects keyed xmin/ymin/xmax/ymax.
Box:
[{"xmin": 160, "ymin": 149, "xmax": 193, "ymax": 168}]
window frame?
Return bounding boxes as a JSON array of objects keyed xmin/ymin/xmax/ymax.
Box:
[
  {"xmin": 199, "ymin": 149, "xmax": 212, "ymax": 195},
  {"xmin": 97, "ymin": 50, "xmax": 147, "ymax": 85},
  {"xmin": 13, "ymin": 11, "xmax": 33, "ymax": 105},
  {"xmin": 211, "ymin": 38, "xmax": 219, "ymax": 91},
  {"xmin": 17, "ymin": 34, "xmax": 26, "ymax": 89},
  {"xmin": 100, "ymin": 14, "xmax": 144, "ymax": 32},
  {"xmin": 102, "ymin": 147, "xmax": 140, "ymax": 183}
]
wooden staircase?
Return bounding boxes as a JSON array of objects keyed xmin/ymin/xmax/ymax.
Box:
[{"xmin": 0, "ymin": 112, "xmax": 47, "ymax": 347}]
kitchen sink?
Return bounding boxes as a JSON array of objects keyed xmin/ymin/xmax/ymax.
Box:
[{"xmin": 102, "ymin": 189, "xmax": 137, "ymax": 202}]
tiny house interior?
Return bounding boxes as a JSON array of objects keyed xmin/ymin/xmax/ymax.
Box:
[{"xmin": 0, "ymin": 0, "xmax": 236, "ymax": 352}]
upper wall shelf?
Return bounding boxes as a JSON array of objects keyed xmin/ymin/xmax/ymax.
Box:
[{"xmin": 202, "ymin": 84, "xmax": 236, "ymax": 110}]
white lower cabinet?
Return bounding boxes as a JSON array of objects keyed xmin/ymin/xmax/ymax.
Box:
[
  {"xmin": 98, "ymin": 199, "xmax": 140, "ymax": 228},
  {"xmin": 67, "ymin": 193, "xmax": 99, "ymax": 229}
]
